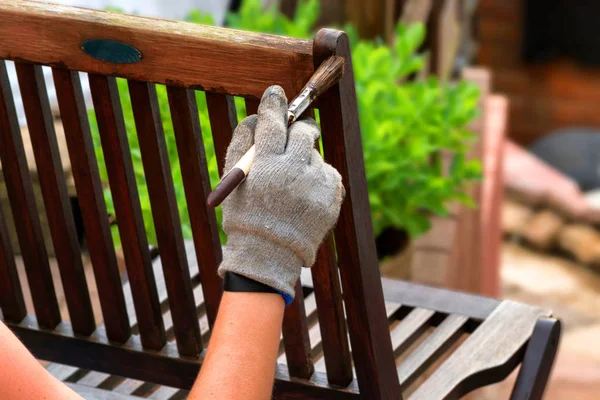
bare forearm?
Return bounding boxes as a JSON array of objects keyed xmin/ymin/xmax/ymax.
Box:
[
  {"xmin": 189, "ymin": 291, "xmax": 285, "ymax": 400},
  {"xmin": 0, "ymin": 321, "xmax": 83, "ymax": 400}
]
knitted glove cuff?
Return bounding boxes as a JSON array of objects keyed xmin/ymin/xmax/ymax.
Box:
[{"xmin": 217, "ymin": 232, "xmax": 303, "ymax": 299}]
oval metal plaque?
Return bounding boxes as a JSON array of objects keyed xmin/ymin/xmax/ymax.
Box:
[{"xmin": 81, "ymin": 39, "xmax": 142, "ymax": 64}]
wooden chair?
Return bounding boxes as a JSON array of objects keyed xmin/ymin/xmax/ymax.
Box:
[{"xmin": 0, "ymin": 2, "xmax": 560, "ymax": 399}]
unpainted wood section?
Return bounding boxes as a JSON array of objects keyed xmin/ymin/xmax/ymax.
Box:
[
  {"xmin": 397, "ymin": 314, "xmax": 468, "ymax": 389},
  {"xmin": 52, "ymin": 68, "xmax": 131, "ymax": 343},
  {"xmin": 0, "ymin": 203, "xmax": 26, "ymax": 321},
  {"xmin": 380, "ymin": 277, "xmax": 500, "ymax": 324},
  {"xmin": 127, "ymin": 80, "xmax": 201, "ymax": 357},
  {"xmin": 244, "ymin": 97, "xmax": 260, "ymax": 116},
  {"xmin": 0, "ymin": 61, "xmax": 59, "ymax": 328},
  {"xmin": 310, "ymin": 235, "xmax": 352, "ymax": 386},
  {"xmin": 67, "ymin": 383, "xmax": 139, "ymax": 400},
  {"xmin": 88, "ymin": 73, "xmax": 165, "ymax": 350},
  {"xmin": 167, "ymin": 86, "xmax": 222, "ymax": 329},
  {"xmin": 408, "ymin": 301, "xmax": 551, "ymax": 400},
  {"xmin": 205, "ymin": 93, "xmax": 237, "ymax": 176},
  {"xmin": 390, "ymin": 308, "xmax": 436, "ymax": 358},
  {"xmin": 281, "ymin": 281, "xmax": 314, "ymax": 379},
  {"xmin": 0, "ymin": 1, "xmax": 313, "ymax": 99},
  {"xmin": 314, "ymin": 29, "xmax": 402, "ymax": 398},
  {"xmin": 15, "ymin": 62, "xmax": 96, "ymax": 335}
]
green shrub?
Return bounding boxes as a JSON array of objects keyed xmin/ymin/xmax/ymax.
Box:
[{"xmin": 91, "ymin": 0, "xmax": 480, "ymax": 245}]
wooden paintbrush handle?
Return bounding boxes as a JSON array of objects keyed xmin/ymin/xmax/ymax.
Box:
[
  {"xmin": 207, "ymin": 56, "xmax": 344, "ymax": 207},
  {"xmin": 207, "ymin": 145, "xmax": 255, "ymax": 207}
]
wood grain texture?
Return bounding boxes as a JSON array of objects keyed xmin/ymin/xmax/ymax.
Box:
[
  {"xmin": 310, "ymin": 235, "xmax": 352, "ymax": 386},
  {"xmin": 397, "ymin": 314, "xmax": 468, "ymax": 389},
  {"xmin": 15, "ymin": 62, "xmax": 95, "ymax": 335},
  {"xmin": 381, "ymin": 277, "xmax": 500, "ymax": 324},
  {"xmin": 205, "ymin": 93, "xmax": 237, "ymax": 177},
  {"xmin": 390, "ymin": 308, "xmax": 436, "ymax": 358},
  {"xmin": 0, "ymin": 1, "xmax": 312, "ymax": 99},
  {"xmin": 53, "ymin": 67, "xmax": 130, "ymax": 343},
  {"xmin": 0, "ymin": 61, "xmax": 58, "ymax": 326},
  {"xmin": 128, "ymin": 80, "xmax": 201, "ymax": 357},
  {"xmin": 88, "ymin": 74, "xmax": 165, "ymax": 350},
  {"xmin": 0, "ymin": 202, "xmax": 26, "ymax": 322},
  {"xmin": 408, "ymin": 301, "xmax": 551, "ymax": 399},
  {"xmin": 281, "ymin": 282, "xmax": 314, "ymax": 379},
  {"xmin": 314, "ymin": 28, "xmax": 401, "ymax": 399},
  {"xmin": 167, "ymin": 86, "xmax": 222, "ymax": 329}
]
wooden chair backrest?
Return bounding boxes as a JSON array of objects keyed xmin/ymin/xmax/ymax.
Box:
[{"xmin": 0, "ymin": 1, "xmax": 401, "ymax": 397}]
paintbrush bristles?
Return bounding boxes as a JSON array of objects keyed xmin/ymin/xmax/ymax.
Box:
[{"xmin": 306, "ymin": 56, "xmax": 345, "ymax": 97}]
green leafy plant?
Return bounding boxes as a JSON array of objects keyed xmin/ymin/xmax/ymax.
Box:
[{"xmin": 91, "ymin": 0, "xmax": 480, "ymax": 246}]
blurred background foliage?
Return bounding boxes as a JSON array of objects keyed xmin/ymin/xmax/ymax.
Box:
[{"xmin": 89, "ymin": 0, "xmax": 480, "ymax": 245}]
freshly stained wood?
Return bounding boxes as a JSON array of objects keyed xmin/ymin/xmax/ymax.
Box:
[
  {"xmin": 15, "ymin": 62, "xmax": 95, "ymax": 335},
  {"xmin": 0, "ymin": 61, "xmax": 60, "ymax": 328},
  {"xmin": 205, "ymin": 93, "xmax": 237, "ymax": 177},
  {"xmin": 281, "ymin": 282, "xmax": 314, "ymax": 379},
  {"xmin": 0, "ymin": 204, "xmax": 26, "ymax": 322},
  {"xmin": 167, "ymin": 86, "xmax": 222, "ymax": 328},
  {"xmin": 397, "ymin": 314, "xmax": 468, "ymax": 389},
  {"xmin": 53, "ymin": 67, "xmax": 130, "ymax": 343},
  {"xmin": 88, "ymin": 73, "xmax": 165, "ymax": 350},
  {"xmin": 0, "ymin": 1, "xmax": 313, "ymax": 98},
  {"xmin": 409, "ymin": 301, "xmax": 550, "ymax": 399},
  {"xmin": 315, "ymin": 29, "xmax": 401, "ymax": 397},
  {"xmin": 310, "ymin": 236, "xmax": 352, "ymax": 386},
  {"xmin": 128, "ymin": 80, "xmax": 202, "ymax": 357},
  {"xmin": 244, "ymin": 98, "xmax": 260, "ymax": 116},
  {"xmin": 390, "ymin": 308, "xmax": 436, "ymax": 358}
]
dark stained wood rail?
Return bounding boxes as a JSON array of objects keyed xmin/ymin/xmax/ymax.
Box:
[{"xmin": 0, "ymin": 2, "xmax": 559, "ymax": 399}]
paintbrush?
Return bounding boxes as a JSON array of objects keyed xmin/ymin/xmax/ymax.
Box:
[{"xmin": 207, "ymin": 55, "xmax": 345, "ymax": 207}]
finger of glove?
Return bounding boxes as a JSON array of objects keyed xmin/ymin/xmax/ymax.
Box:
[
  {"xmin": 255, "ymin": 85, "xmax": 288, "ymax": 155},
  {"xmin": 285, "ymin": 118, "xmax": 321, "ymax": 162},
  {"xmin": 224, "ymin": 115, "xmax": 257, "ymax": 173}
]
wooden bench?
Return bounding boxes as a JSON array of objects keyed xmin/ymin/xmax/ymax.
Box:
[{"xmin": 0, "ymin": 2, "xmax": 560, "ymax": 399}]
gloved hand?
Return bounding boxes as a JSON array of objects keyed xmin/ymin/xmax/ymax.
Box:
[{"xmin": 218, "ymin": 85, "xmax": 345, "ymax": 303}]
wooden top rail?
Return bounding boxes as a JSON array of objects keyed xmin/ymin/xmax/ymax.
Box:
[{"xmin": 0, "ymin": 0, "xmax": 314, "ymax": 98}]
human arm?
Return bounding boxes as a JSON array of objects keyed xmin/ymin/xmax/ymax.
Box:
[
  {"xmin": 189, "ymin": 85, "xmax": 344, "ymax": 399},
  {"xmin": 0, "ymin": 320, "xmax": 83, "ymax": 400}
]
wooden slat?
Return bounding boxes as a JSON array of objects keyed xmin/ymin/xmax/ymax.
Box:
[
  {"xmin": 310, "ymin": 235, "xmax": 352, "ymax": 386},
  {"xmin": 53, "ymin": 68, "xmax": 130, "ymax": 343},
  {"xmin": 167, "ymin": 86, "xmax": 222, "ymax": 329},
  {"xmin": 0, "ymin": 203, "xmax": 26, "ymax": 321},
  {"xmin": 390, "ymin": 308, "xmax": 436, "ymax": 358},
  {"xmin": 0, "ymin": 1, "xmax": 312, "ymax": 99},
  {"xmin": 381, "ymin": 277, "xmax": 500, "ymax": 324},
  {"xmin": 88, "ymin": 73, "xmax": 165, "ymax": 350},
  {"xmin": 67, "ymin": 383, "xmax": 139, "ymax": 400},
  {"xmin": 128, "ymin": 80, "xmax": 201, "ymax": 358},
  {"xmin": 314, "ymin": 29, "xmax": 402, "ymax": 397},
  {"xmin": 129, "ymin": 81, "xmax": 202, "ymax": 357},
  {"xmin": 397, "ymin": 314, "xmax": 468, "ymax": 389},
  {"xmin": 15, "ymin": 62, "xmax": 95, "ymax": 335},
  {"xmin": 205, "ymin": 93, "xmax": 237, "ymax": 176},
  {"xmin": 244, "ymin": 97, "xmax": 260, "ymax": 116},
  {"xmin": 8, "ymin": 316, "xmax": 360, "ymax": 398},
  {"xmin": 409, "ymin": 301, "xmax": 550, "ymax": 400},
  {"xmin": 0, "ymin": 61, "xmax": 60, "ymax": 329},
  {"xmin": 281, "ymin": 281, "xmax": 314, "ymax": 379},
  {"xmin": 46, "ymin": 363, "xmax": 79, "ymax": 381}
]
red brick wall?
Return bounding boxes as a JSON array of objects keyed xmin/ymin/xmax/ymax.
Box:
[{"xmin": 476, "ymin": 0, "xmax": 600, "ymax": 146}]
